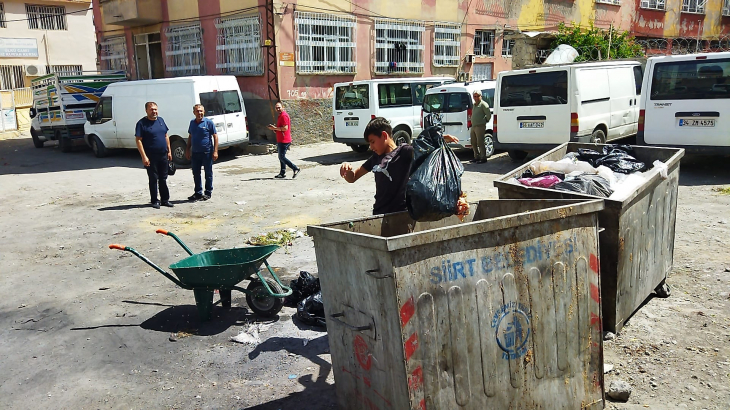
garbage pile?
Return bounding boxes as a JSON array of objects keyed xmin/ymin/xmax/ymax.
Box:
[
  {"xmin": 284, "ymin": 271, "xmax": 326, "ymax": 328},
  {"xmin": 513, "ymin": 145, "xmax": 668, "ymax": 199}
]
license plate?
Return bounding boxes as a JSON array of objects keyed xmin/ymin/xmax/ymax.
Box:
[
  {"xmin": 520, "ymin": 121, "xmax": 544, "ymax": 129},
  {"xmin": 679, "ymin": 119, "xmax": 715, "ymax": 127},
  {"xmin": 345, "ymin": 120, "xmax": 358, "ymax": 127}
]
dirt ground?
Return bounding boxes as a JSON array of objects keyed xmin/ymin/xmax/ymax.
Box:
[{"xmin": 0, "ymin": 134, "xmax": 728, "ymax": 410}]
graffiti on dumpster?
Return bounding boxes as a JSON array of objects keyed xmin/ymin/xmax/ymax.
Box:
[
  {"xmin": 492, "ymin": 302, "xmax": 532, "ymax": 360},
  {"xmin": 354, "ymin": 335, "xmax": 372, "ymax": 371}
]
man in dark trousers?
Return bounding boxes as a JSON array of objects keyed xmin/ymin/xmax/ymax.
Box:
[
  {"xmin": 185, "ymin": 103, "xmax": 218, "ymax": 201},
  {"xmin": 135, "ymin": 102, "xmax": 173, "ymax": 209},
  {"xmin": 268, "ymin": 102, "xmax": 300, "ymax": 179}
]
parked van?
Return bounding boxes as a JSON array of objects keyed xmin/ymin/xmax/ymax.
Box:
[
  {"xmin": 332, "ymin": 77, "xmax": 453, "ymax": 152},
  {"xmin": 494, "ymin": 61, "xmax": 643, "ymax": 160},
  {"xmin": 421, "ymin": 80, "xmax": 496, "ymax": 157},
  {"xmin": 638, "ymin": 52, "xmax": 730, "ymax": 154},
  {"xmin": 84, "ymin": 76, "xmax": 248, "ymax": 165}
]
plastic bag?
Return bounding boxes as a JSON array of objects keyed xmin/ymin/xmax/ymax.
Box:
[
  {"xmin": 553, "ymin": 174, "xmax": 613, "ymax": 198},
  {"xmin": 518, "ymin": 175, "xmax": 562, "ymax": 188},
  {"xmin": 297, "ymin": 291, "xmax": 326, "ymax": 328},
  {"xmin": 577, "ymin": 145, "xmax": 646, "ymax": 174},
  {"xmin": 529, "ymin": 160, "xmax": 597, "ymax": 175},
  {"xmin": 406, "ymin": 114, "xmax": 464, "ymax": 221},
  {"xmin": 283, "ymin": 271, "xmax": 320, "ymax": 307}
]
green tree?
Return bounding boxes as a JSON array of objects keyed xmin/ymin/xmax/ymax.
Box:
[{"xmin": 550, "ymin": 22, "xmax": 644, "ymax": 62}]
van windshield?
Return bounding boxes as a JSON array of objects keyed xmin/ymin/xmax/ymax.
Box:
[
  {"xmin": 335, "ymin": 85, "xmax": 369, "ymax": 110},
  {"xmin": 500, "ymin": 71, "xmax": 568, "ymax": 107},
  {"xmin": 423, "ymin": 92, "xmax": 471, "ymax": 113},
  {"xmin": 650, "ymin": 58, "xmax": 730, "ymax": 100},
  {"xmin": 199, "ymin": 90, "xmax": 242, "ymax": 116}
]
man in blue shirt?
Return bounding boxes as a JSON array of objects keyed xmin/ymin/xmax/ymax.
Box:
[
  {"xmin": 186, "ymin": 103, "xmax": 218, "ymax": 201},
  {"xmin": 135, "ymin": 102, "xmax": 173, "ymax": 209}
]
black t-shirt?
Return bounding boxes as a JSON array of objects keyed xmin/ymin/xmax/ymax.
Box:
[
  {"xmin": 135, "ymin": 117, "xmax": 169, "ymax": 154},
  {"xmin": 362, "ymin": 144, "xmax": 414, "ymax": 215}
]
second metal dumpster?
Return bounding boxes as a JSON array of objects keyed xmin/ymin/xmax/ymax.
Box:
[
  {"xmin": 494, "ymin": 143, "xmax": 684, "ymax": 333},
  {"xmin": 308, "ymin": 199, "xmax": 605, "ymax": 410}
]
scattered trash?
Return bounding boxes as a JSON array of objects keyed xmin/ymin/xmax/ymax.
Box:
[
  {"xmin": 303, "ymin": 339, "xmax": 309, "ymax": 346},
  {"xmin": 231, "ymin": 325, "xmax": 260, "ymax": 345},
  {"xmin": 235, "ymin": 201, "xmax": 247, "ymax": 205},
  {"xmin": 604, "ymin": 363, "xmax": 614, "ymax": 374},
  {"xmin": 297, "ymin": 291, "xmax": 326, "ymax": 328},
  {"xmin": 18, "ymin": 304, "xmax": 26, "ymax": 309},
  {"xmin": 284, "ymin": 271, "xmax": 320, "ymax": 307},
  {"xmin": 169, "ymin": 334, "xmax": 177, "ymax": 342},
  {"xmin": 99, "ymin": 287, "xmax": 110, "ymax": 291},
  {"xmin": 247, "ymin": 230, "xmax": 299, "ymax": 247},
  {"xmin": 288, "ymin": 374, "xmax": 297, "ymax": 379}
]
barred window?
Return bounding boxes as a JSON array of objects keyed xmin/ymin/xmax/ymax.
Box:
[
  {"xmin": 295, "ymin": 12, "xmax": 356, "ymax": 74},
  {"xmin": 0, "ymin": 65, "xmax": 25, "ymax": 89},
  {"xmin": 682, "ymin": 0, "xmax": 706, "ymax": 13},
  {"xmin": 595, "ymin": 0, "xmax": 620, "ymax": 5},
  {"xmin": 0, "ymin": 3, "xmax": 6, "ymax": 29},
  {"xmin": 374, "ymin": 18, "xmax": 425, "ymax": 74},
  {"xmin": 502, "ymin": 38, "xmax": 515, "ymax": 57},
  {"xmin": 640, "ymin": 0, "xmax": 665, "ymax": 10},
  {"xmin": 26, "ymin": 5, "xmax": 67, "ymax": 30},
  {"xmin": 723, "ymin": 0, "xmax": 730, "ymax": 16},
  {"xmin": 474, "ymin": 30, "xmax": 495, "ymax": 57},
  {"xmin": 216, "ymin": 15, "xmax": 263, "ymax": 76},
  {"xmin": 100, "ymin": 36, "xmax": 128, "ymax": 72},
  {"xmin": 165, "ymin": 23, "xmax": 203, "ymax": 75},
  {"xmin": 48, "ymin": 65, "xmax": 82, "ymax": 75},
  {"xmin": 433, "ymin": 23, "xmax": 461, "ymax": 67}
]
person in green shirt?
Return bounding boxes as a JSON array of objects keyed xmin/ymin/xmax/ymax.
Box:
[{"xmin": 470, "ymin": 90, "xmax": 492, "ymax": 163}]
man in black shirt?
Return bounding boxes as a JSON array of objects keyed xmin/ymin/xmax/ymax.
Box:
[
  {"xmin": 339, "ymin": 117, "xmax": 457, "ymax": 215},
  {"xmin": 135, "ymin": 102, "xmax": 173, "ymax": 209}
]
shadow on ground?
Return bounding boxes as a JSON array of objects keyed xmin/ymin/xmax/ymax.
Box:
[{"xmin": 678, "ymin": 154, "xmax": 730, "ymax": 186}]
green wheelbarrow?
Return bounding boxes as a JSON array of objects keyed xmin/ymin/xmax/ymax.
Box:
[{"xmin": 109, "ymin": 229, "xmax": 292, "ymax": 321}]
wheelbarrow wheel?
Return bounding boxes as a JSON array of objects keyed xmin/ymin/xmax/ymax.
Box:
[{"xmin": 246, "ymin": 278, "xmax": 284, "ymax": 317}]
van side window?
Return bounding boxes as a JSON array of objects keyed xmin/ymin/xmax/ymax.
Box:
[
  {"xmin": 199, "ymin": 90, "xmax": 242, "ymax": 116},
  {"xmin": 335, "ymin": 85, "xmax": 369, "ymax": 110},
  {"xmin": 378, "ymin": 83, "xmax": 412, "ymax": 107},
  {"xmin": 445, "ymin": 93, "xmax": 471, "ymax": 113},
  {"xmin": 633, "ymin": 66, "xmax": 643, "ymax": 95},
  {"xmin": 500, "ymin": 71, "xmax": 568, "ymax": 107},
  {"xmin": 413, "ymin": 82, "xmax": 439, "ymax": 106},
  {"xmin": 481, "ymin": 89, "xmax": 495, "ymax": 107},
  {"xmin": 100, "ymin": 97, "xmax": 112, "ymax": 119},
  {"xmin": 650, "ymin": 59, "xmax": 730, "ymax": 100}
]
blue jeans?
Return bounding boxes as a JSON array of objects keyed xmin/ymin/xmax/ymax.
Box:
[
  {"xmin": 191, "ymin": 151, "xmax": 213, "ymax": 196},
  {"xmin": 277, "ymin": 143, "xmax": 298, "ymax": 174}
]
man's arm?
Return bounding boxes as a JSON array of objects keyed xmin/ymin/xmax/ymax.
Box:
[
  {"xmin": 165, "ymin": 133, "xmax": 172, "ymax": 161},
  {"xmin": 212, "ymin": 133, "xmax": 219, "ymax": 161},
  {"xmin": 340, "ymin": 163, "xmax": 369, "ymax": 183},
  {"xmin": 135, "ymin": 137, "xmax": 150, "ymax": 167}
]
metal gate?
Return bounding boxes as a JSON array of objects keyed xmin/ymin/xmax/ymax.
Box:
[{"xmin": 472, "ymin": 63, "xmax": 493, "ymax": 81}]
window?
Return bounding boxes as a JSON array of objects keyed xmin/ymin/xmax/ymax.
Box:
[
  {"xmin": 474, "ymin": 30, "xmax": 495, "ymax": 57},
  {"xmin": 26, "ymin": 5, "xmax": 67, "ymax": 30},
  {"xmin": 0, "ymin": 3, "xmax": 6, "ymax": 28},
  {"xmin": 295, "ymin": 12, "xmax": 356, "ymax": 74},
  {"xmin": 481, "ymin": 88, "xmax": 495, "ymax": 108},
  {"xmin": 48, "ymin": 65, "xmax": 82, "ymax": 76},
  {"xmin": 165, "ymin": 23, "xmax": 203, "ymax": 75},
  {"xmin": 0, "ymin": 65, "xmax": 25, "ymax": 89},
  {"xmin": 422, "ymin": 92, "xmax": 471, "ymax": 113},
  {"xmin": 374, "ymin": 18, "xmax": 425, "ymax": 74},
  {"xmin": 378, "ymin": 83, "xmax": 412, "ymax": 107},
  {"xmin": 595, "ymin": 0, "xmax": 620, "ymax": 5},
  {"xmin": 413, "ymin": 82, "xmax": 440, "ymax": 105},
  {"xmin": 724, "ymin": 0, "xmax": 730, "ymax": 16},
  {"xmin": 650, "ymin": 59, "xmax": 730, "ymax": 100},
  {"xmin": 433, "ymin": 23, "xmax": 461, "ymax": 67},
  {"xmin": 640, "ymin": 0, "xmax": 665, "ymax": 10},
  {"xmin": 100, "ymin": 36, "xmax": 128, "ymax": 72},
  {"xmin": 500, "ymin": 71, "xmax": 569, "ymax": 107},
  {"xmin": 472, "ymin": 63, "xmax": 493, "ymax": 80},
  {"xmin": 335, "ymin": 84, "xmax": 369, "ymax": 110},
  {"xmin": 199, "ymin": 90, "xmax": 243, "ymax": 116},
  {"xmin": 502, "ymin": 38, "xmax": 515, "ymax": 57},
  {"xmin": 633, "ymin": 66, "xmax": 643, "ymax": 95},
  {"xmin": 91, "ymin": 97, "xmax": 112, "ymax": 123},
  {"xmin": 216, "ymin": 15, "xmax": 263, "ymax": 75},
  {"xmin": 682, "ymin": 0, "xmax": 706, "ymax": 13}
]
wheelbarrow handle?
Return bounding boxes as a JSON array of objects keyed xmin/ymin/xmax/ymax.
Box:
[
  {"xmin": 155, "ymin": 229, "xmax": 194, "ymax": 256},
  {"xmin": 109, "ymin": 244, "xmax": 126, "ymax": 251},
  {"xmin": 108, "ymin": 243, "xmax": 192, "ymax": 290}
]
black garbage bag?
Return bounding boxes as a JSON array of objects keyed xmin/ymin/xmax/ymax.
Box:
[
  {"xmin": 297, "ymin": 291, "xmax": 326, "ymax": 328},
  {"xmin": 553, "ymin": 174, "xmax": 613, "ymax": 198},
  {"xmin": 406, "ymin": 114, "xmax": 464, "ymax": 221},
  {"xmin": 520, "ymin": 169, "xmax": 566, "ymax": 180},
  {"xmin": 577, "ymin": 145, "xmax": 646, "ymax": 174},
  {"xmin": 283, "ymin": 271, "xmax": 320, "ymax": 307}
]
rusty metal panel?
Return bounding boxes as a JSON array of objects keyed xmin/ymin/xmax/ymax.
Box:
[
  {"xmin": 494, "ymin": 143, "xmax": 684, "ymax": 332},
  {"xmin": 308, "ymin": 199, "xmax": 605, "ymax": 410}
]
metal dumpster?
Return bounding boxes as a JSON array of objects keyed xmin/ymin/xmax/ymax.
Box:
[
  {"xmin": 494, "ymin": 143, "xmax": 684, "ymax": 333},
  {"xmin": 308, "ymin": 199, "xmax": 605, "ymax": 410}
]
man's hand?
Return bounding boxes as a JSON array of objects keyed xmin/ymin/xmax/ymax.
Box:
[
  {"xmin": 443, "ymin": 134, "xmax": 459, "ymax": 143},
  {"xmin": 213, "ymin": 151, "xmax": 218, "ymax": 161},
  {"xmin": 267, "ymin": 124, "xmax": 277, "ymax": 131},
  {"xmin": 142, "ymin": 156, "xmax": 150, "ymax": 167},
  {"xmin": 167, "ymin": 152, "xmax": 172, "ymax": 161},
  {"xmin": 340, "ymin": 163, "xmax": 353, "ymax": 178},
  {"xmin": 185, "ymin": 148, "xmax": 191, "ymax": 160}
]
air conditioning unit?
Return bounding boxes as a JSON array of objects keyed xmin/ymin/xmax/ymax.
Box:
[
  {"xmin": 465, "ymin": 54, "xmax": 475, "ymax": 64},
  {"xmin": 25, "ymin": 65, "xmax": 43, "ymax": 77}
]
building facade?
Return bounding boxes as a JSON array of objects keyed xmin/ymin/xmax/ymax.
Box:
[{"xmin": 91, "ymin": 0, "xmax": 730, "ymax": 142}]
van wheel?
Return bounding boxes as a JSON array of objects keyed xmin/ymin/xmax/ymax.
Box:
[
  {"xmin": 90, "ymin": 135, "xmax": 107, "ymax": 158},
  {"xmin": 350, "ymin": 144, "xmax": 369, "ymax": 153},
  {"xmin": 171, "ymin": 139, "xmax": 190, "ymax": 166},
  {"xmin": 393, "ymin": 130, "xmax": 411, "ymax": 145},
  {"xmin": 591, "ymin": 129, "xmax": 606, "ymax": 144},
  {"xmin": 508, "ymin": 150, "xmax": 528, "ymax": 162},
  {"xmin": 484, "ymin": 133, "xmax": 495, "ymax": 158},
  {"xmin": 31, "ymin": 128, "xmax": 44, "ymax": 148}
]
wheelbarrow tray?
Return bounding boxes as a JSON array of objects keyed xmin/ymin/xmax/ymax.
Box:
[{"xmin": 169, "ymin": 244, "xmax": 279, "ymax": 288}]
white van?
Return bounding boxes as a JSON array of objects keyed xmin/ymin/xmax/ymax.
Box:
[
  {"xmin": 332, "ymin": 77, "xmax": 453, "ymax": 152},
  {"xmin": 494, "ymin": 61, "xmax": 643, "ymax": 160},
  {"xmin": 421, "ymin": 80, "xmax": 496, "ymax": 157},
  {"xmin": 638, "ymin": 52, "xmax": 730, "ymax": 154},
  {"xmin": 84, "ymin": 76, "xmax": 248, "ymax": 165}
]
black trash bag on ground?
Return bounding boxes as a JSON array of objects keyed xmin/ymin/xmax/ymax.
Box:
[
  {"xmin": 297, "ymin": 291, "xmax": 326, "ymax": 328},
  {"xmin": 554, "ymin": 174, "xmax": 613, "ymax": 198},
  {"xmin": 406, "ymin": 114, "xmax": 464, "ymax": 221},
  {"xmin": 283, "ymin": 271, "xmax": 320, "ymax": 307},
  {"xmin": 577, "ymin": 145, "xmax": 646, "ymax": 174}
]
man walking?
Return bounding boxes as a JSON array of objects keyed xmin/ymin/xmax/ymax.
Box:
[
  {"xmin": 268, "ymin": 102, "xmax": 300, "ymax": 179},
  {"xmin": 186, "ymin": 104, "xmax": 218, "ymax": 201},
  {"xmin": 135, "ymin": 102, "xmax": 173, "ymax": 209},
  {"xmin": 470, "ymin": 90, "xmax": 492, "ymax": 163}
]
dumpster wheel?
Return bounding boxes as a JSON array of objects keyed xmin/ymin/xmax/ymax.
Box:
[
  {"xmin": 654, "ymin": 280, "xmax": 671, "ymax": 298},
  {"xmin": 246, "ymin": 278, "xmax": 284, "ymax": 317}
]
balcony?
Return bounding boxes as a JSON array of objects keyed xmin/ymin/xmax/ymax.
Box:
[{"xmin": 101, "ymin": 0, "xmax": 162, "ymax": 26}]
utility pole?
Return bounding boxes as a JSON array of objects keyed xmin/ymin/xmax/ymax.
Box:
[{"xmin": 607, "ymin": 24, "xmax": 612, "ymax": 60}]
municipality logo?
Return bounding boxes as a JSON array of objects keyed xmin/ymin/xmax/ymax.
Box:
[{"xmin": 492, "ymin": 302, "xmax": 532, "ymax": 360}]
